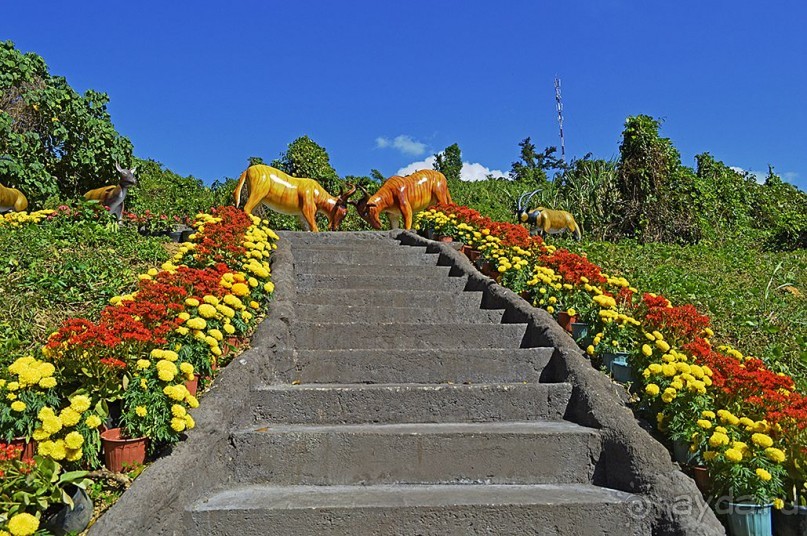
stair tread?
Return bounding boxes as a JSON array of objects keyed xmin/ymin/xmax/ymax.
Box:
[
  {"xmin": 239, "ymin": 420, "xmax": 596, "ymax": 435},
  {"xmin": 192, "ymin": 483, "xmax": 638, "ymax": 511},
  {"xmin": 255, "ymin": 381, "xmax": 568, "ymax": 391}
]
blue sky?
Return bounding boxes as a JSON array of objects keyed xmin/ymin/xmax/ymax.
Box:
[{"xmin": 2, "ymin": 0, "xmax": 805, "ymax": 189}]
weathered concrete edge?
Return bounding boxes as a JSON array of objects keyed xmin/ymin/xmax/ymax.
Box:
[
  {"xmin": 393, "ymin": 230, "xmax": 725, "ymax": 536},
  {"xmin": 88, "ymin": 236, "xmax": 299, "ymax": 536}
]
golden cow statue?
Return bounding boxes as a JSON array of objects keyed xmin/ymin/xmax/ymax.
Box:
[
  {"xmin": 233, "ymin": 164, "xmax": 356, "ymax": 232},
  {"xmin": 351, "ymin": 169, "xmax": 451, "ymax": 230},
  {"xmin": 0, "ymin": 183, "xmax": 28, "ymax": 213},
  {"xmin": 516, "ymin": 189, "xmax": 581, "ymax": 240},
  {"xmin": 84, "ymin": 162, "xmax": 138, "ymax": 221}
]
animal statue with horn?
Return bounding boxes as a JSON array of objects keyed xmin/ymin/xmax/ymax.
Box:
[
  {"xmin": 0, "ymin": 183, "xmax": 28, "ymax": 213},
  {"xmin": 233, "ymin": 164, "xmax": 356, "ymax": 232},
  {"xmin": 84, "ymin": 162, "xmax": 138, "ymax": 221},
  {"xmin": 516, "ymin": 189, "xmax": 582, "ymax": 240},
  {"xmin": 351, "ymin": 169, "xmax": 451, "ymax": 230}
]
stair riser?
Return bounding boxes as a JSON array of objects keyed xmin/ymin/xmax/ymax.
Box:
[
  {"xmin": 295, "ymin": 273, "xmax": 467, "ymax": 292},
  {"xmin": 294, "ymin": 323, "xmax": 527, "ymax": 350},
  {"xmin": 250, "ymin": 383, "xmax": 571, "ymax": 424},
  {"xmin": 295, "ymin": 290, "xmax": 484, "ymax": 308},
  {"xmin": 230, "ymin": 429, "xmax": 600, "ymax": 485},
  {"xmin": 294, "ymin": 264, "xmax": 451, "ymax": 277},
  {"xmin": 292, "ymin": 249, "xmax": 435, "ymax": 266},
  {"xmin": 294, "ymin": 304, "xmax": 504, "ymax": 325},
  {"xmin": 287, "ymin": 349, "xmax": 552, "ymax": 384},
  {"xmin": 187, "ymin": 503, "xmax": 643, "ymax": 536}
]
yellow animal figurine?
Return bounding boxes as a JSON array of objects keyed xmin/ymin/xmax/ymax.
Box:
[
  {"xmin": 233, "ymin": 164, "xmax": 356, "ymax": 232},
  {"xmin": 0, "ymin": 183, "xmax": 28, "ymax": 213},
  {"xmin": 84, "ymin": 162, "xmax": 137, "ymax": 221},
  {"xmin": 516, "ymin": 189, "xmax": 581, "ymax": 240}
]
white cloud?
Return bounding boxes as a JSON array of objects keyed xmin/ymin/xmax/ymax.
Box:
[
  {"xmin": 396, "ymin": 156, "xmax": 508, "ymax": 182},
  {"xmin": 375, "ymin": 135, "xmax": 427, "ymax": 156},
  {"xmin": 783, "ymin": 171, "xmax": 800, "ymax": 183}
]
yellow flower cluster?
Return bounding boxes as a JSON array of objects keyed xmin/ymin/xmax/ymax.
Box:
[
  {"xmin": 3, "ymin": 356, "xmax": 57, "ymax": 394},
  {"xmin": 33, "ymin": 395, "xmax": 99, "ymax": 462},
  {"xmin": 5, "ymin": 511, "xmax": 40, "ymax": 535},
  {"xmin": 0, "ymin": 209, "xmax": 55, "ymax": 227}
]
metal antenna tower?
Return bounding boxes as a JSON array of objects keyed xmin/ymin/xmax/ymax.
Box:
[{"xmin": 554, "ymin": 77, "xmax": 565, "ymax": 162}]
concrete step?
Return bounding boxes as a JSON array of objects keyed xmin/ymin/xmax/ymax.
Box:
[
  {"xmin": 295, "ymin": 273, "xmax": 467, "ymax": 292},
  {"xmin": 294, "ymin": 322, "xmax": 528, "ymax": 350},
  {"xmin": 295, "ymin": 289, "xmax": 486, "ymax": 308},
  {"xmin": 294, "ymin": 263, "xmax": 451, "ymax": 277},
  {"xmin": 294, "ymin": 304, "xmax": 504, "ymax": 325},
  {"xmin": 229, "ymin": 421, "xmax": 601, "ymax": 486},
  {"xmin": 249, "ymin": 382, "xmax": 572, "ymax": 424},
  {"xmin": 281, "ymin": 231, "xmax": 395, "ymax": 246},
  {"xmin": 291, "ymin": 247, "xmax": 436, "ymax": 266},
  {"xmin": 188, "ymin": 484, "xmax": 644, "ymax": 536},
  {"xmin": 287, "ymin": 348, "xmax": 553, "ymax": 384}
]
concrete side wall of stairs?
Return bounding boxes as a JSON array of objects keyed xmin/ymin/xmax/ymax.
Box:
[{"xmin": 89, "ymin": 231, "xmax": 724, "ymax": 536}]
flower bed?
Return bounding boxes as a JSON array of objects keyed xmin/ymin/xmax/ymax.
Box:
[
  {"xmin": 0, "ymin": 206, "xmax": 278, "ymax": 534},
  {"xmin": 418, "ymin": 203, "xmax": 806, "ymax": 512}
]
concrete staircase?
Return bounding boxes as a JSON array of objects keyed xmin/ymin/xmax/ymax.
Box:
[{"xmin": 186, "ymin": 232, "xmax": 648, "ymax": 535}]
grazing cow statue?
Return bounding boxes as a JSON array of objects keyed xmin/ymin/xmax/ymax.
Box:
[
  {"xmin": 0, "ymin": 183, "xmax": 28, "ymax": 213},
  {"xmin": 233, "ymin": 164, "xmax": 356, "ymax": 232},
  {"xmin": 516, "ymin": 189, "xmax": 582, "ymax": 240},
  {"xmin": 351, "ymin": 169, "xmax": 451, "ymax": 230},
  {"xmin": 84, "ymin": 162, "xmax": 138, "ymax": 221}
]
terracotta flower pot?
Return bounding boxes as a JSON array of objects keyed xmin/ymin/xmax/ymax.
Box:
[
  {"xmin": 435, "ymin": 235, "xmax": 454, "ymax": 243},
  {"xmin": 556, "ymin": 312, "xmax": 578, "ymax": 333},
  {"xmin": 464, "ymin": 248, "xmax": 481, "ymax": 263},
  {"xmin": 10, "ymin": 437, "xmax": 37, "ymax": 461},
  {"xmin": 691, "ymin": 466, "xmax": 711, "ymax": 494},
  {"xmin": 100, "ymin": 427, "xmax": 147, "ymax": 473},
  {"xmin": 184, "ymin": 373, "xmax": 201, "ymax": 396}
]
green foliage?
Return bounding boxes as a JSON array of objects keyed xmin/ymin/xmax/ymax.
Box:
[
  {"xmin": 434, "ymin": 143, "xmax": 463, "ymax": 182},
  {"xmin": 509, "ymin": 137, "xmax": 565, "ymax": 186},
  {"xmin": 560, "ymin": 237, "xmax": 807, "ymax": 389},
  {"xmin": 126, "ymin": 158, "xmax": 222, "ymax": 221},
  {"xmin": 271, "ymin": 135, "xmax": 340, "ymax": 193},
  {"xmin": 247, "ymin": 156, "xmax": 265, "ymax": 166},
  {"xmin": 0, "ymin": 218, "xmax": 169, "ymax": 365},
  {"xmin": 754, "ymin": 169, "xmax": 807, "ymax": 251},
  {"xmin": 616, "ymin": 115, "xmax": 700, "ymax": 243},
  {"xmin": 0, "ymin": 40, "xmax": 133, "ymax": 206}
]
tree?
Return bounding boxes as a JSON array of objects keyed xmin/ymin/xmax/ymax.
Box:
[
  {"xmin": 370, "ymin": 169, "xmax": 386, "ymax": 182},
  {"xmin": 509, "ymin": 137, "xmax": 564, "ymax": 186},
  {"xmin": 248, "ymin": 156, "xmax": 266, "ymax": 166},
  {"xmin": 0, "ymin": 40, "xmax": 133, "ymax": 206},
  {"xmin": 433, "ymin": 143, "xmax": 462, "ymax": 182},
  {"xmin": 271, "ymin": 135, "xmax": 340, "ymax": 192}
]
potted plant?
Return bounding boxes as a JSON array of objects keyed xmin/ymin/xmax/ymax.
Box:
[
  {"xmin": 0, "ymin": 356, "xmax": 61, "ymax": 459},
  {"xmin": 589, "ymin": 308, "xmax": 640, "ymax": 380},
  {"xmin": 0, "ymin": 443, "xmax": 93, "ymax": 535}
]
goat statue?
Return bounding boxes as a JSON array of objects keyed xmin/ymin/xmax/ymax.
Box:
[
  {"xmin": 351, "ymin": 169, "xmax": 451, "ymax": 230},
  {"xmin": 516, "ymin": 189, "xmax": 582, "ymax": 240},
  {"xmin": 233, "ymin": 164, "xmax": 356, "ymax": 232},
  {"xmin": 0, "ymin": 183, "xmax": 28, "ymax": 213},
  {"xmin": 84, "ymin": 162, "xmax": 138, "ymax": 221}
]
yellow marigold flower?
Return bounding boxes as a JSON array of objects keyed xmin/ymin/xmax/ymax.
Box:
[
  {"xmin": 32, "ymin": 428, "xmax": 50, "ymax": 441},
  {"xmin": 751, "ymin": 433, "xmax": 774, "ymax": 448},
  {"xmin": 7, "ymin": 512, "xmax": 40, "ymax": 536},
  {"xmin": 641, "ymin": 344, "xmax": 653, "ymax": 357},
  {"xmin": 208, "ymin": 329, "xmax": 223, "ymax": 341},
  {"xmin": 645, "ymin": 384, "xmax": 660, "ymax": 396},
  {"xmin": 264, "ymin": 282, "xmax": 275, "ymax": 293},
  {"xmin": 662, "ymin": 364, "xmax": 676, "ymax": 377},
  {"xmin": 223, "ymin": 294, "xmax": 242, "ymax": 308},
  {"xmin": 715, "ymin": 426, "xmax": 727, "ymax": 434},
  {"xmin": 232, "ymin": 282, "xmax": 250, "ymax": 296},
  {"xmin": 164, "ymin": 384, "xmax": 188, "ymax": 401},
  {"xmin": 38, "ymin": 440, "xmax": 54, "ymax": 457},
  {"xmin": 38, "ymin": 376, "xmax": 57, "ymax": 389},
  {"xmin": 198, "ymin": 303, "xmax": 218, "ymax": 318},
  {"xmin": 59, "ymin": 407, "xmax": 81, "ymax": 427},
  {"xmin": 65, "ymin": 431, "xmax": 84, "ymax": 449},
  {"xmin": 755, "ymin": 468, "xmax": 772, "ymax": 481},
  {"xmin": 137, "ymin": 359, "xmax": 151, "ymax": 370},
  {"xmin": 176, "ymin": 326, "xmax": 190, "ymax": 336},
  {"xmin": 701, "ymin": 410, "xmax": 716, "ymax": 420},
  {"xmin": 203, "ymin": 295, "xmax": 219, "ymax": 305},
  {"xmin": 135, "ymin": 406, "xmax": 148, "ymax": 417},
  {"xmin": 85, "ymin": 415, "xmax": 102, "ymax": 429},
  {"xmin": 50, "ymin": 439, "xmax": 67, "ymax": 461},
  {"xmin": 184, "ymin": 414, "xmax": 196, "ymax": 429},
  {"xmin": 10, "ymin": 400, "xmax": 26, "ymax": 412},
  {"xmin": 6, "ymin": 381, "xmax": 19, "ymax": 391},
  {"xmin": 223, "ymin": 323, "xmax": 236, "ymax": 335},
  {"xmin": 185, "ymin": 297, "xmax": 200, "ymax": 307},
  {"xmin": 180, "ymin": 362, "xmax": 194, "ymax": 375},
  {"xmin": 566, "ymin": 308, "xmax": 576, "ymax": 317},
  {"xmin": 178, "ymin": 312, "xmax": 191, "ymax": 321},
  {"xmin": 150, "ymin": 348, "xmax": 165, "ymax": 359},
  {"xmin": 697, "ymin": 419, "xmax": 712, "ymax": 430},
  {"xmin": 655, "ymin": 340, "xmax": 671, "ymax": 353},
  {"xmin": 703, "ymin": 451, "xmax": 717, "ymax": 461},
  {"xmin": 709, "ymin": 432, "xmax": 730, "ymax": 448},
  {"xmin": 248, "ymin": 277, "xmax": 259, "ymax": 288},
  {"xmin": 186, "ymin": 395, "xmax": 199, "ymax": 408},
  {"xmin": 186, "ymin": 317, "xmax": 207, "ymax": 330},
  {"xmin": 670, "ymin": 380, "xmax": 684, "ymax": 391},
  {"xmin": 66, "ymin": 447, "xmax": 82, "ymax": 462},
  {"xmin": 661, "ymin": 391, "xmax": 676, "ymax": 404},
  {"xmin": 250, "ymin": 300, "xmax": 260, "ymax": 309},
  {"xmin": 546, "ymin": 306, "xmax": 555, "ymax": 315},
  {"xmin": 773, "ymin": 498, "xmax": 785, "ymax": 510},
  {"xmin": 171, "ymin": 404, "xmax": 187, "ymax": 418},
  {"xmin": 765, "ymin": 447, "xmax": 786, "ymax": 463},
  {"xmin": 724, "ymin": 448, "xmax": 743, "ymax": 463},
  {"xmin": 158, "ymin": 369, "xmax": 176, "ymax": 382},
  {"xmin": 217, "ymin": 304, "xmax": 236, "ymax": 318},
  {"xmin": 163, "ymin": 350, "xmax": 179, "ymax": 362},
  {"xmin": 586, "ymin": 345, "xmax": 595, "ymax": 356},
  {"xmin": 140, "ymin": 378, "xmax": 148, "ymax": 389},
  {"xmin": 170, "ymin": 417, "xmax": 186, "ymax": 432}
]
